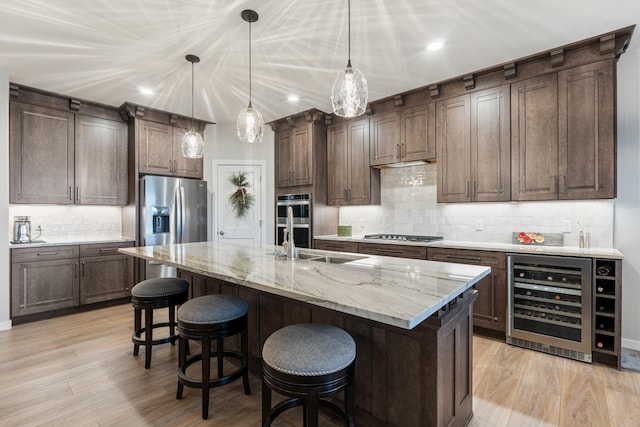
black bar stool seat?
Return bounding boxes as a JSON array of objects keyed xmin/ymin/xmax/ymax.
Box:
[
  {"xmin": 130, "ymin": 277, "xmax": 189, "ymax": 369},
  {"xmin": 262, "ymin": 323, "xmax": 356, "ymax": 427},
  {"xmin": 176, "ymin": 294, "xmax": 251, "ymax": 419}
]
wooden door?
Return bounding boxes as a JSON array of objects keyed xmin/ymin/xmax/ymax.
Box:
[
  {"xmin": 511, "ymin": 73, "xmax": 559, "ymax": 200},
  {"xmin": 172, "ymin": 127, "xmax": 204, "ymax": 179},
  {"xmin": 369, "ymin": 111, "xmax": 400, "ymax": 166},
  {"xmin": 275, "ymin": 130, "xmax": 293, "ymax": 187},
  {"xmin": 138, "ymin": 120, "xmax": 172, "ymax": 175},
  {"xmin": 401, "ymin": 103, "xmax": 436, "ymax": 162},
  {"xmin": 471, "ymin": 85, "xmax": 511, "ymax": 202},
  {"xmin": 11, "ymin": 258, "xmax": 79, "ymax": 316},
  {"xmin": 558, "ymin": 60, "xmax": 616, "ymax": 199},
  {"xmin": 346, "ymin": 118, "xmax": 371, "ymax": 204},
  {"xmin": 80, "ymin": 254, "xmax": 133, "ymax": 304},
  {"xmin": 436, "ymin": 94, "xmax": 471, "ymax": 202},
  {"xmin": 472, "ymin": 271, "xmax": 506, "ymax": 332},
  {"xmin": 75, "ymin": 115, "xmax": 128, "ymax": 205},
  {"xmin": 327, "ymin": 123, "xmax": 349, "ymax": 205},
  {"xmin": 291, "ymin": 126, "xmax": 313, "ymax": 186},
  {"xmin": 9, "ymin": 102, "xmax": 75, "ymax": 204}
]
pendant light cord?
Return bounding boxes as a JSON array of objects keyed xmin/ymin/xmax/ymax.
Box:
[
  {"xmin": 190, "ymin": 60, "xmax": 195, "ymax": 129},
  {"xmin": 347, "ymin": 0, "xmax": 351, "ymax": 64},
  {"xmin": 249, "ymin": 20, "xmax": 253, "ymax": 106}
]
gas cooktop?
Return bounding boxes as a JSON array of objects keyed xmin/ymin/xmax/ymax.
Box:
[{"xmin": 362, "ymin": 234, "xmax": 443, "ymax": 243}]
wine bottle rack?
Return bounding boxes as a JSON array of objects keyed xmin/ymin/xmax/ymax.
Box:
[{"xmin": 592, "ymin": 258, "xmax": 622, "ymax": 369}]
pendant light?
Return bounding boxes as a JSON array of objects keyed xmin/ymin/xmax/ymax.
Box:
[
  {"xmin": 236, "ymin": 9, "xmax": 265, "ymax": 144},
  {"xmin": 331, "ymin": 0, "xmax": 368, "ymax": 118},
  {"xmin": 182, "ymin": 54, "xmax": 204, "ymax": 158}
]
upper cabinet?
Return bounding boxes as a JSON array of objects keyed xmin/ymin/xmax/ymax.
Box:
[
  {"xmin": 369, "ymin": 104, "xmax": 436, "ymax": 166},
  {"xmin": 327, "ymin": 117, "xmax": 380, "ymax": 205},
  {"xmin": 275, "ymin": 125, "xmax": 313, "ymax": 188},
  {"xmin": 437, "ymin": 85, "xmax": 511, "ymax": 203},
  {"xmin": 9, "ymin": 86, "xmax": 127, "ymax": 205},
  {"xmin": 136, "ymin": 119, "xmax": 203, "ymax": 179},
  {"xmin": 512, "ymin": 60, "xmax": 616, "ymax": 200}
]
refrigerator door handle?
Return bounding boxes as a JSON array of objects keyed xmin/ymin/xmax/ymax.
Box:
[
  {"xmin": 179, "ymin": 185, "xmax": 185, "ymax": 243},
  {"xmin": 174, "ymin": 185, "xmax": 181, "ymax": 244}
]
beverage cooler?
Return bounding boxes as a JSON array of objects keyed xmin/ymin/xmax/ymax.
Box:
[{"xmin": 507, "ymin": 254, "xmax": 592, "ymax": 362}]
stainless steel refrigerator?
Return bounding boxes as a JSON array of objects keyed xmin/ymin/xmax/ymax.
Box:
[{"xmin": 139, "ymin": 175, "xmax": 207, "ymax": 279}]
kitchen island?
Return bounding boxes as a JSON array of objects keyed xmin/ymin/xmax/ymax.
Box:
[{"xmin": 120, "ymin": 241, "xmax": 490, "ymax": 427}]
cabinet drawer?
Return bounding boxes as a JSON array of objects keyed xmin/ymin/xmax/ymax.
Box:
[
  {"xmin": 80, "ymin": 241, "xmax": 134, "ymax": 257},
  {"xmin": 314, "ymin": 240, "xmax": 359, "ymax": 253},
  {"xmin": 427, "ymin": 248, "xmax": 505, "ymax": 269},
  {"xmin": 11, "ymin": 245, "xmax": 79, "ymax": 263},
  {"xmin": 359, "ymin": 243, "xmax": 427, "ymax": 260}
]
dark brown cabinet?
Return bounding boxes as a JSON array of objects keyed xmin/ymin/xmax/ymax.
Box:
[
  {"xmin": 79, "ymin": 242, "xmax": 134, "ymax": 305},
  {"xmin": 10, "ymin": 242, "xmax": 135, "ymax": 319},
  {"xmin": 593, "ymin": 258, "xmax": 622, "ymax": 369},
  {"xmin": 359, "ymin": 242, "xmax": 427, "ymax": 260},
  {"xmin": 137, "ymin": 119, "xmax": 203, "ymax": 179},
  {"xmin": 437, "ymin": 85, "xmax": 510, "ymax": 203},
  {"xmin": 275, "ymin": 126, "xmax": 313, "ymax": 188},
  {"xmin": 11, "ymin": 246, "xmax": 80, "ymax": 317},
  {"xmin": 512, "ymin": 60, "xmax": 616, "ymax": 201},
  {"xmin": 314, "ymin": 240, "xmax": 359, "ymax": 253},
  {"xmin": 75, "ymin": 115, "xmax": 128, "ymax": 205},
  {"xmin": 369, "ymin": 111, "xmax": 401, "ymax": 166},
  {"xmin": 9, "ymin": 91, "xmax": 128, "ymax": 206},
  {"xmin": 327, "ymin": 118, "xmax": 380, "ymax": 205},
  {"xmin": 428, "ymin": 248, "xmax": 506, "ymax": 333}
]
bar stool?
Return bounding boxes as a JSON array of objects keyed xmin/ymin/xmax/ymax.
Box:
[
  {"xmin": 130, "ymin": 277, "xmax": 189, "ymax": 369},
  {"xmin": 262, "ymin": 323, "xmax": 356, "ymax": 427},
  {"xmin": 176, "ymin": 294, "xmax": 251, "ymax": 419}
]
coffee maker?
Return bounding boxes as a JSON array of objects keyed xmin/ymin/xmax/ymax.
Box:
[{"xmin": 12, "ymin": 216, "xmax": 32, "ymax": 243}]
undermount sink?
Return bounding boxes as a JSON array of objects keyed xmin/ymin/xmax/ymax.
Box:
[{"xmin": 268, "ymin": 250, "xmax": 367, "ymax": 264}]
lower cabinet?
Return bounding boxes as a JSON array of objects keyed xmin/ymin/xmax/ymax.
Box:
[
  {"xmin": 428, "ymin": 248, "xmax": 506, "ymax": 333},
  {"xmin": 79, "ymin": 242, "xmax": 134, "ymax": 304},
  {"xmin": 10, "ymin": 242, "xmax": 134, "ymax": 319},
  {"xmin": 359, "ymin": 242, "xmax": 427, "ymax": 260},
  {"xmin": 314, "ymin": 239, "xmax": 359, "ymax": 253}
]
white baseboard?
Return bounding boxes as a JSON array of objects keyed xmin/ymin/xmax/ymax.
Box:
[
  {"xmin": 622, "ymin": 338, "xmax": 640, "ymax": 352},
  {"xmin": 0, "ymin": 320, "xmax": 12, "ymax": 331}
]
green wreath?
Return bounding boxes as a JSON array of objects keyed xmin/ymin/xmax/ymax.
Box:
[{"xmin": 228, "ymin": 172, "xmax": 255, "ymax": 217}]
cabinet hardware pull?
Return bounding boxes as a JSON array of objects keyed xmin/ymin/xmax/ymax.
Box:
[
  {"xmin": 560, "ymin": 175, "xmax": 566, "ymax": 194},
  {"xmin": 473, "ymin": 181, "xmax": 477, "ymax": 198},
  {"xmin": 396, "ymin": 144, "xmax": 401, "ymax": 159},
  {"xmin": 98, "ymin": 248, "xmax": 116, "ymax": 252},
  {"xmin": 81, "ymin": 261, "xmax": 85, "ymax": 277},
  {"xmin": 68, "ymin": 186, "xmax": 72, "ymax": 201},
  {"xmin": 376, "ymin": 248, "xmax": 403, "ymax": 254},
  {"xmin": 552, "ymin": 175, "xmax": 557, "ymax": 193},
  {"xmin": 174, "ymin": 160, "xmax": 177, "ymax": 173},
  {"xmin": 36, "ymin": 252, "xmax": 58, "ymax": 256},
  {"xmin": 446, "ymin": 255, "xmax": 482, "ymax": 262},
  {"xmin": 76, "ymin": 186, "xmax": 79, "ymax": 201},
  {"xmin": 74, "ymin": 262, "xmax": 78, "ymax": 278},
  {"xmin": 169, "ymin": 160, "xmax": 173, "ymax": 172},
  {"xmin": 466, "ymin": 181, "xmax": 470, "ymax": 198}
]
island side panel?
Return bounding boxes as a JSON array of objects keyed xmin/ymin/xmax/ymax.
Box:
[{"xmin": 177, "ymin": 268, "xmax": 476, "ymax": 427}]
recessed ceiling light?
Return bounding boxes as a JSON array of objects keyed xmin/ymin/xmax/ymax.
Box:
[
  {"xmin": 138, "ymin": 87, "xmax": 154, "ymax": 95},
  {"xmin": 287, "ymin": 94, "xmax": 300, "ymax": 102},
  {"xmin": 427, "ymin": 40, "xmax": 445, "ymax": 51}
]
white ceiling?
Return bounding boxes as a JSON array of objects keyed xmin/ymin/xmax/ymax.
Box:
[{"xmin": 1, "ymin": 0, "xmax": 638, "ymax": 125}]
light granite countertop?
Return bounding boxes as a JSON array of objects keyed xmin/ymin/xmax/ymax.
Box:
[
  {"xmin": 9, "ymin": 237, "xmax": 135, "ymax": 249},
  {"xmin": 120, "ymin": 241, "xmax": 490, "ymax": 330},
  {"xmin": 315, "ymin": 235, "xmax": 624, "ymax": 259}
]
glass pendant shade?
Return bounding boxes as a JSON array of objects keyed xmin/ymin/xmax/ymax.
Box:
[
  {"xmin": 182, "ymin": 54, "xmax": 204, "ymax": 159},
  {"xmin": 331, "ymin": 61, "xmax": 368, "ymax": 118},
  {"xmin": 182, "ymin": 130, "xmax": 204, "ymax": 158},
  {"xmin": 236, "ymin": 102, "xmax": 265, "ymax": 144}
]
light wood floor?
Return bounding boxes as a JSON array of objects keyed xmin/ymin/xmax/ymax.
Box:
[{"xmin": 1, "ymin": 304, "xmax": 640, "ymax": 427}]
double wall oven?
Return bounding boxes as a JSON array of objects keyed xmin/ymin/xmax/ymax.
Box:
[
  {"xmin": 276, "ymin": 193, "xmax": 311, "ymax": 248},
  {"xmin": 507, "ymin": 253, "xmax": 592, "ymax": 362}
]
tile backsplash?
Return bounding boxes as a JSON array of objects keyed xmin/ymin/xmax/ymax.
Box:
[
  {"xmin": 8, "ymin": 205, "xmax": 122, "ymax": 242},
  {"xmin": 338, "ymin": 163, "xmax": 614, "ymax": 248}
]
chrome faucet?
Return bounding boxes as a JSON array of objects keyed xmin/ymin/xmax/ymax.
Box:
[{"xmin": 282, "ymin": 206, "xmax": 297, "ymax": 258}]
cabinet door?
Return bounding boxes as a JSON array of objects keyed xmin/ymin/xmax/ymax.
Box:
[
  {"xmin": 9, "ymin": 102, "xmax": 75, "ymax": 204},
  {"xmin": 401, "ymin": 103, "xmax": 436, "ymax": 162},
  {"xmin": 327, "ymin": 123, "xmax": 349, "ymax": 205},
  {"xmin": 358, "ymin": 242, "xmax": 427, "ymax": 260},
  {"xmin": 436, "ymin": 94, "xmax": 471, "ymax": 202},
  {"xmin": 275, "ymin": 130, "xmax": 293, "ymax": 187},
  {"xmin": 138, "ymin": 120, "xmax": 172, "ymax": 175},
  {"xmin": 80, "ymin": 254, "xmax": 133, "ymax": 304},
  {"xmin": 172, "ymin": 128, "xmax": 204, "ymax": 179},
  {"xmin": 511, "ymin": 74, "xmax": 559, "ymax": 200},
  {"xmin": 370, "ymin": 111, "xmax": 400, "ymax": 166},
  {"xmin": 471, "ymin": 85, "xmax": 511, "ymax": 202},
  {"xmin": 11, "ymin": 258, "xmax": 79, "ymax": 316},
  {"xmin": 314, "ymin": 240, "xmax": 359, "ymax": 253},
  {"xmin": 347, "ymin": 118, "xmax": 372, "ymax": 204},
  {"xmin": 291, "ymin": 126, "xmax": 313, "ymax": 186},
  {"xmin": 75, "ymin": 115, "xmax": 128, "ymax": 205},
  {"xmin": 558, "ymin": 60, "xmax": 615, "ymax": 199}
]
